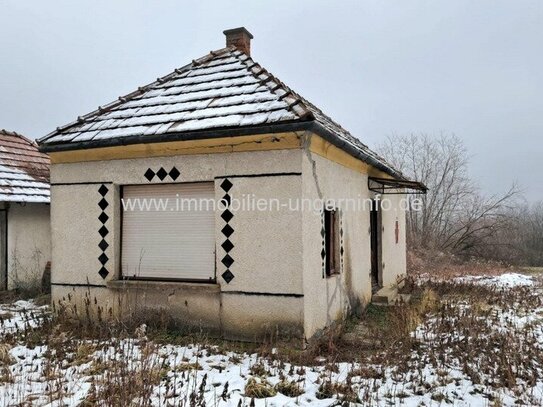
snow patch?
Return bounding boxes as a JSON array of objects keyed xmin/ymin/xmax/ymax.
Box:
[{"xmin": 456, "ymin": 272, "xmax": 534, "ymax": 287}]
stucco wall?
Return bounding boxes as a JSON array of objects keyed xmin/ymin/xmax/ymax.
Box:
[
  {"xmin": 7, "ymin": 203, "xmax": 51, "ymax": 290},
  {"xmin": 217, "ymin": 174, "xmax": 304, "ymax": 339},
  {"xmin": 301, "ymin": 138, "xmax": 407, "ymax": 338},
  {"xmin": 50, "ymin": 148, "xmax": 304, "ymax": 340},
  {"xmin": 49, "ymin": 133, "xmax": 407, "ymax": 340},
  {"xmin": 301, "ymin": 149, "xmax": 372, "ymax": 337}
]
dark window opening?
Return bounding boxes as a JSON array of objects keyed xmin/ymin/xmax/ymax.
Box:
[{"xmin": 324, "ymin": 209, "xmax": 340, "ymax": 277}]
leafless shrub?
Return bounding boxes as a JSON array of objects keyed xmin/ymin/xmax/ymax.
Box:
[
  {"xmin": 7, "ymin": 247, "xmax": 48, "ymax": 297},
  {"xmin": 481, "ymin": 201, "xmax": 543, "ymax": 266}
]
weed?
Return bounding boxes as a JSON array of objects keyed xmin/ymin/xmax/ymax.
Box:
[
  {"xmin": 249, "ymin": 362, "xmax": 268, "ymax": 377},
  {"xmin": 275, "ymin": 379, "xmax": 304, "ymax": 397},
  {"xmin": 244, "ymin": 377, "xmax": 277, "ymax": 398},
  {"xmin": 316, "ymin": 379, "xmax": 360, "ymax": 402}
]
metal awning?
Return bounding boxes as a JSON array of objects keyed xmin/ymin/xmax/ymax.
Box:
[{"xmin": 368, "ymin": 177, "xmax": 428, "ymax": 194}]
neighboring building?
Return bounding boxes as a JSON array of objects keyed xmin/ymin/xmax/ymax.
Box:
[
  {"xmin": 0, "ymin": 130, "xmax": 51, "ymax": 290},
  {"xmin": 38, "ymin": 28, "xmax": 424, "ymax": 340}
]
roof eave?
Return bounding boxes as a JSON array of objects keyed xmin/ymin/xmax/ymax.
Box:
[
  {"xmin": 0, "ymin": 197, "xmax": 50, "ymax": 204},
  {"xmin": 38, "ymin": 120, "xmax": 406, "ymax": 181},
  {"xmin": 308, "ymin": 122, "xmax": 406, "ymax": 182},
  {"xmin": 37, "ymin": 120, "xmax": 312, "ymax": 153}
]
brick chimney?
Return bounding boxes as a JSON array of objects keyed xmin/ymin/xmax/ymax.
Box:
[{"xmin": 223, "ymin": 27, "xmax": 253, "ymax": 56}]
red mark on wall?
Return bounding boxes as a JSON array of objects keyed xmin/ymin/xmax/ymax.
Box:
[{"xmin": 395, "ymin": 220, "xmax": 399, "ymax": 244}]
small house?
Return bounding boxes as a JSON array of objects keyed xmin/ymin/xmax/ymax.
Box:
[
  {"xmin": 38, "ymin": 28, "xmax": 424, "ymax": 340},
  {"xmin": 0, "ymin": 130, "xmax": 51, "ymax": 291}
]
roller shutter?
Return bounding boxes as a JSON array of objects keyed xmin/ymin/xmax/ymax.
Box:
[{"xmin": 121, "ymin": 182, "xmax": 215, "ymax": 281}]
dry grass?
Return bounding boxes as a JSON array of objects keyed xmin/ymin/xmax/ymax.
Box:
[
  {"xmin": 275, "ymin": 378, "xmax": 304, "ymax": 397},
  {"xmin": 408, "ymin": 248, "xmax": 513, "ymax": 279},
  {"xmin": 1, "ymin": 268, "xmax": 543, "ymax": 405},
  {"xmin": 244, "ymin": 377, "xmax": 277, "ymax": 398},
  {"xmin": 316, "ymin": 378, "xmax": 360, "ymax": 402},
  {"xmin": 86, "ymin": 354, "xmax": 165, "ymax": 406},
  {"xmin": 0, "ymin": 343, "xmax": 14, "ymax": 385}
]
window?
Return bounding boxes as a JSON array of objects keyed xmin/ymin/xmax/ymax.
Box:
[
  {"xmin": 121, "ymin": 182, "xmax": 215, "ymax": 281},
  {"xmin": 324, "ymin": 209, "xmax": 340, "ymax": 277}
]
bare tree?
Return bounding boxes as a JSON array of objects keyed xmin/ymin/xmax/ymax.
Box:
[
  {"xmin": 378, "ymin": 133, "xmax": 520, "ymax": 254},
  {"xmin": 484, "ymin": 201, "xmax": 543, "ymax": 266},
  {"xmin": 522, "ymin": 202, "xmax": 543, "ymax": 266}
]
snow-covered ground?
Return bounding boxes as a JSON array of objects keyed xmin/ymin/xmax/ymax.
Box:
[
  {"xmin": 0, "ymin": 272, "xmax": 542, "ymax": 406},
  {"xmin": 0, "ymin": 299, "xmax": 49, "ymax": 335},
  {"xmin": 455, "ymin": 272, "xmax": 534, "ymax": 287}
]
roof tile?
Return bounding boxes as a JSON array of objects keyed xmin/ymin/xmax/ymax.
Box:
[
  {"xmin": 0, "ymin": 130, "xmax": 50, "ymax": 203},
  {"xmin": 38, "ymin": 47, "xmax": 401, "ymax": 178}
]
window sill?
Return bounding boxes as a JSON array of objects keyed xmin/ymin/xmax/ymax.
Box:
[{"xmin": 107, "ymin": 279, "xmax": 220, "ymax": 293}]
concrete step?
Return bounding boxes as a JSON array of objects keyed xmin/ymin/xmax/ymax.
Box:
[
  {"xmin": 371, "ymin": 286, "xmax": 398, "ymax": 306},
  {"xmin": 372, "ymin": 287, "xmax": 413, "ymax": 306}
]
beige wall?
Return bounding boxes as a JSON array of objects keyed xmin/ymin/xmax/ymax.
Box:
[
  {"xmin": 7, "ymin": 203, "xmax": 51, "ymax": 290},
  {"xmin": 301, "ymin": 135, "xmax": 407, "ymax": 338},
  {"xmin": 301, "ymin": 148, "xmax": 372, "ymax": 337},
  {"xmin": 49, "ymin": 133, "xmax": 407, "ymax": 340},
  {"xmin": 50, "ymin": 148, "xmax": 304, "ymax": 340}
]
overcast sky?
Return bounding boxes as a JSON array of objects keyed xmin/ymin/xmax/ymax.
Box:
[{"xmin": 1, "ymin": 0, "xmax": 541, "ymax": 201}]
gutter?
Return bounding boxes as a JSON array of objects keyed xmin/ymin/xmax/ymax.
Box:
[
  {"xmin": 306, "ymin": 122, "xmax": 406, "ymax": 182},
  {"xmin": 38, "ymin": 120, "xmax": 405, "ymax": 181},
  {"xmin": 38, "ymin": 121, "xmax": 310, "ymax": 153}
]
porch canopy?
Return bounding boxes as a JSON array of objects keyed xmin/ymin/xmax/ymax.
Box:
[{"xmin": 368, "ymin": 177, "xmax": 427, "ymax": 195}]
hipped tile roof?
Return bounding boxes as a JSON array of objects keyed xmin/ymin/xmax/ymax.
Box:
[
  {"xmin": 0, "ymin": 130, "xmax": 50, "ymax": 203},
  {"xmin": 38, "ymin": 47, "xmax": 403, "ymax": 179}
]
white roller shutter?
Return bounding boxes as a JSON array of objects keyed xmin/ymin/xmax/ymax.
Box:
[{"xmin": 121, "ymin": 182, "xmax": 216, "ymax": 281}]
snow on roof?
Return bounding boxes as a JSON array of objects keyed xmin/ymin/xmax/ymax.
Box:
[
  {"xmin": 0, "ymin": 130, "xmax": 50, "ymax": 203},
  {"xmin": 38, "ymin": 47, "xmax": 403, "ymax": 179}
]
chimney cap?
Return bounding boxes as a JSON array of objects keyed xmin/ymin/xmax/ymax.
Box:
[{"xmin": 223, "ymin": 27, "xmax": 254, "ymax": 39}]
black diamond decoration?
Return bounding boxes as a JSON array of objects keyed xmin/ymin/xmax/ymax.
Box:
[
  {"xmin": 221, "ymin": 209, "xmax": 234, "ymax": 223},
  {"xmin": 99, "ymin": 267, "xmax": 109, "ymax": 279},
  {"xmin": 169, "ymin": 167, "xmax": 180, "ymax": 181},
  {"xmin": 99, "ymin": 225, "xmax": 109, "ymax": 237},
  {"xmin": 222, "ymin": 270, "xmax": 234, "ymax": 284},
  {"xmin": 144, "ymin": 168, "xmax": 155, "ymax": 181},
  {"xmin": 340, "ymin": 246, "xmax": 344, "ymax": 256},
  {"xmin": 98, "ymin": 198, "xmax": 109, "ymax": 210},
  {"xmin": 221, "ymin": 239, "xmax": 234, "ymax": 253},
  {"xmin": 98, "ymin": 253, "xmax": 109, "ymax": 265},
  {"xmin": 340, "ymin": 227, "xmax": 344, "ymax": 237},
  {"xmin": 221, "ymin": 194, "xmax": 231, "ymax": 207},
  {"xmin": 221, "ymin": 254, "xmax": 234, "ymax": 268},
  {"xmin": 98, "ymin": 212, "xmax": 109, "ymax": 224},
  {"xmin": 98, "ymin": 239, "xmax": 109, "ymax": 251},
  {"xmin": 98, "ymin": 184, "xmax": 109, "ymax": 196},
  {"xmin": 156, "ymin": 167, "xmax": 168, "ymax": 181},
  {"xmin": 321, "ymin": 248, "xmax": 326, "ymax": 259},
  {"xmin": 220, "ymin": 179, "xmax": 233, "ymax": 192},
  {"xmin": 320, "ymin": 227, "xmax": 325, "ymax": 238},
  {"xmin": 221, "ymin": 224, "xmax": 234, "ymax": 238}
]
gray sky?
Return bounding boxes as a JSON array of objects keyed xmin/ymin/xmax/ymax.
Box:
[{"xmin": 1, "ymin": 0, "xmax": 541, "ymax": 201}]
